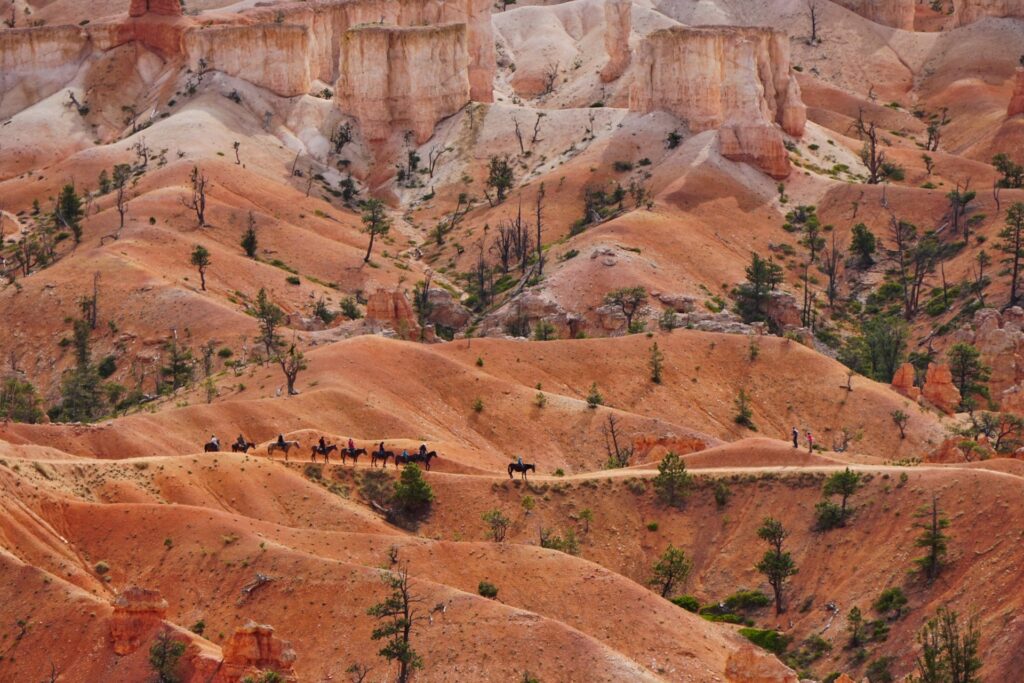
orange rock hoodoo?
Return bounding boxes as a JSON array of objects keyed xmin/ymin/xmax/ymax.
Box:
[
  {"xmin": 629, "ymin": 26, "xmax": 806, "ymax": 178},
  {"xmin": 109, "ymin": 587, "xmax": 169, "ymax": 656},
  {"xmin": 890, "ymin": 362, "xmax": 921, "ymax": 402},
  {"xmin": 1009, "ymin": 67, "xmax": 1024, "ymax": 118},
  {"xmin": 922, "ymin": 363, "xmax": 962, "ymax": 415},
  {"xmin": 220, "ymin": 622, "xmax": 298, "ymax": 683}
]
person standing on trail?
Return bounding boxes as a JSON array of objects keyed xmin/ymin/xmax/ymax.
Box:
[
  {"xmin": 806, "ymin": 431, "xmax": 813, "ymax": 453},
  {"xmin": 791, "ymin": 427, "xmax": 799, "ymax": 448}
]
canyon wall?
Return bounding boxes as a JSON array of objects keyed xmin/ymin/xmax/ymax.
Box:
[
  {"xmin": 242, "ymin": 0, "xmax": 494, "ymax": 101},
  {"xmin": 600, "ymin": 0, "xmax": 631, "ymax": 83},
  {"xmin": 182, "ymin": 24, "xmax": 312, "ymax": 97},
  {"xmin": 833, "ymin": 0, "xmax": 915, "ymax": 30},
  {"xmin": 0, "ymin": 26, "xmax": 92, "ymax": 118},
  {"xmin": 337, "ymin": 23, "xmax": 470, "ymax": 143},
  {"xmin": 954, "ymin": 0, "xmax": 1024, "ymax": 25},
  {"xmin": 128, "ymin": 0, "xmax": 183, "ymax": 17},
  {"xmin": 629, "ymin": 26, "xmax": 805, "ymax": 178},
  {"xmin": 1010, "ymin": 67, "xmax": 1024, "ymax": 117}
]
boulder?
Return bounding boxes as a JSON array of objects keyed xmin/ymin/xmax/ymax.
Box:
[
  {"xmin": 890, "ymin": 362, "xmax": 920, "ymax": 401},
  {"xmin": 109, "ymin": 587, "xmax": 168, "ymax": 656},
  {"xmin": 425, "ymin": 287, "xmax": 472, "ymax": 330},
  {"xmin": 365, "ymin": 288, "xmax": 421, "ymax": 339},
  {"xmin": 922, "ymin": 363, "xmax": 961, "ymax": 414}
]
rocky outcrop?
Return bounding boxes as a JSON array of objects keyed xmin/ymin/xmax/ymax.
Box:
[
  {"xmin": 109, "ymin": 587, "xmax": 168, "ymax": 655},
  {"xmin": 954, "ymin": 0, "xmax": 1024, "ymax": 25},
  {"xmin": 129, "ymin": 0, "xmax": 183, "ymax": 17},
  {"xmin": 890, "ymin": 362, "xmax": 921, "ymax": 401},
  {"xmin": 600, "ymin": 0, "xmax": 631, "ymax": 83},
  {"xmin": 479, "ymin": 292, "xmax": 583, "ymax": 339},
  {"xmin": 424, "ymin": 288, "xmax": 472, "ymax": 330},
  {"xmin": 183, "ymin": 24, "xmax": 312, "ymax": 97},
  {"xmin": 629, "ymin": 26, "xmax": 805, "ymax": 178},
  {"xmin": 337, "ymin": 23, "xmax": 469, "ymax": 143},
  {"xmin": 953, "ymin": 307, "xmax": 1024, "ymax": 409},
  {"xmin": 1009, "ymin": 67, "xmax": 1024, "ymax": 118},
  {"xmin": 220, "ymin": 622, "xmax": 298, "ymax": 683},
  {"xmin": 725, "ymin": 644, "xmax": 800, "ymax": 683},
  {"xmin": 243, "ymin": 0, "xmax": 494, "ymax": 102},
  {"xmin": 833, "ymin": 0, "xmax": 915, "ymax": 30},
  {"xmin": 922, "ymin": 363, "xmax": 961, "ymax": 414},
  {"xmin": 0, "ymin": 27, "xmax": 92, "ymax": 118},
  {"xmin": 366, "ymin": 288, "xmax": 421, "ymax": 338}
]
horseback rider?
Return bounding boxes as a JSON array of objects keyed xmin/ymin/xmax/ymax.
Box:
[
  {"xmin": 236, "ymin": 434, "xmax": 246, "ymax": 448},
  {"xmin": 277, "ymin": 433, "xmax": 286, "ymax": 448},
  {"xmin": 517, "ymin": 455, "xmax": 523, "ymax": 467},
  {"xmin": 401, "ymin": 448, "xmax": 409, "ymax": 463},
  {"xmin": 210, "ymin": 435, "xmax": 220, "ymax": 451},
  {"xmin": 318, "ymin": 436, "xmax": 327, "ymax": 454},
  {"xmin": 348, "ymin": 437, "xmax": 355, "ymax": 455},
  {"xmin": 378, "ymin": 441, "xmax": 386, "ymax": 456},
  {"xmin": 419, "ymin": 444, "xmax": 427, "ymax": 458}
]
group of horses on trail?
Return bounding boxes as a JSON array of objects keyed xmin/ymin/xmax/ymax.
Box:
[
  {"xmin": 203, "ymin": 434, "xmax": 440, "ymax": 470},
  {"xmin": 204, "ymin": 435, "xmax": 540, "ymax": 478}
]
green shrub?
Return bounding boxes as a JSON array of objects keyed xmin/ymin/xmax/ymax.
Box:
[
  {"xmin": 873, "ymin": 587, "xmax": 908, "ymax": 619},
  {"xmin": 724, "ymin": 590, "xmax": 772, "ymax": 612},
  {"xmin": 813, "ymin": 500, "xmax": 845, "ymax": 531},
  {"xmin": 285, "ymin": 275, "xmax": 301, "ymax": 285},
  {"xmin": 478, "ymin": 581, "xmax": 499, "ymax": 599},
  {"xmin": 671, "ymin": 595, "xmax": 700, "ymax": 612},
  {"xmin": 738, "ymin": 628, "xmax": 791, "ymax": 656},
  {"xmin": 646, "ymin": 521, "xmax": 659, "ymax": 531}
]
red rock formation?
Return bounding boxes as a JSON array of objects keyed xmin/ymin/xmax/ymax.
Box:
[
  {"xmin": 922, "ymin": 363, "xmax": 961, "ymax": 415},
  {"xmin": 337, "ymin": 23, "xmax": 469, "ymax": 143},
  {"xmin": 109, "ymin": 587, "xmax": 168, "ymax": 655},
  {"xmin": 724, "ymin": 644, "xmax": 800, "ymax": 682},
  {"xmin": 955, "ymin": 0, "xmax": 1024, "ymax": 25},
  {"xmin": 1009, "ymin": 67, "xmax": 1024, "ymax": 118},
  {"xmin": 629, "ymin": 26, "xmax": 805, "ymax": 178},
  {"xmin": 129, "ymin": 0, "xmax": 183, "ymax": 17},
  {"xmin": 890, "ymin": 362, "xmax": 920, "ymax": 402},
  {"xmin": 599, "ymin": 0, "xmax": 631, "ymax": 83},
  {"xmin": 219, "ymin": 622, "xmax": 298, "ymax": 682},
  {"xmin": 365, "ymin": 288, "xmax": 421, "ymax": 338},
  {"xmin": 183, "ymin": 24, "xmax": 312, "ymax": 98},
  {"xmin": 833, "ymin": 0, "xmax": 915, "ymax": 30},
  {"xmin": 632, "ymin": 434, "xmax": 707, "ymax": 461}
]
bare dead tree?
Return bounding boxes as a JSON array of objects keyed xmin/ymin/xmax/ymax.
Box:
[
  {"xmin": 993, "ymin": 182, "xmax": 1002, "ymax": 214},
  {"xmin": 535, "ymin": 182, "xmax": 546, "ymax": 276},
  {"xmin": 181, "ymin": 165, "xmax": 209, "ymax": 227},
  {"xmin": 541, "ymin": 61, "xmax": 560, "ymax": 96},
  {"xmin": 432, "ymin": 192, "xmax": 471, "ymax": 245},
  {"xmin": 511, "ymin": 115, "xmax": 525, "ymax": 155},
  {"xmin": 233, "ymin": 141, "xmax": 241, "ymax": 165},
  {"xmin": 493, "ymin": 220, "xmax": 517, "ymax": 273},
  {"xmin": 510, "ymin": 199, "xmax": 532, "ymax": 274},
  {"xmin": 305, "ymin": 166, "xmax": 315, "ymax": 197},
  {"xmin": 427, "ymin": 145, "xmax": 447, "ymax": 177},
  {"xmin": 531, "ymin": 112, "xmax": 546, "ymax": 146},
  {"xmin": 602, "ymin": 414, "xmax": 633, "ymax": 468},
  {"xmin": 132, "ymin": 137, "xmax": 149, "ymax": 170},
  {"xmin": 807, "ymin": 1, "xmax": 820, "ymax": 44},
  {"xmin": 331, "ymin": 122, "xmax": 353, "ymax": 155},
  {"xmin": 584, "ymin": 111, "xmax": 597, "ymax": 140},
  {"xmin": 79, "ymin": 272, "xmax": 100, "ymax": 330},
  {"xmin": 821, "ymin": 232, "xmax": 843, "ymax": 308},
  {"xmin": 855, "ymin": 112, "xmax": 887, "ymax": 185}
]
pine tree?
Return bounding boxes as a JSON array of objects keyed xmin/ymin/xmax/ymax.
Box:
[
  {"xmin": 649, "ymin": 342, "xmax": 664, "ymax": 383},
  {"xmin": 823, "ymin": 467, "xmax": 862, "ymax": 520},
  {"xmin": 367, "ymin": 564, "xmax": 424, "ymax": 683},
  {"xmin": 755, "ymin": 517, "xmax": 798, "ymax": 614},
  {"xmin": 361, "ymin": 198, "xmax": 391, "ymax": 263},
  {"xmin": 913, "ymin": 496, "xmax": 950, "ymax": 584},
  {"xmin": 649, "ymin": 545, "xmax": 691, "ymax": 598},
  {"xmin": 996, "ymin": 202, "xmax": 1024, "ymax": 306},
  {"xmin": 393, "ymin": 464, "xmax": 434, "ymax": 514},
  {"xmin": 54, "ymin": 184, "xmax": 84, "ymax": 243},
  {"xmin": 189, "ymin": 244, "xmax": 211, "ymax": 291},
  {"xmin": 653, "ymin": 451, "xmax": 692, "ymax": 508}
]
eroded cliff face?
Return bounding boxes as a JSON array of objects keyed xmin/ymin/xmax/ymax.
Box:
[
  {"xmin": 0, "ymin": 26, "xmax": 92, "ymax": 117},
  {"xmin": 1010, "ymin": 67, "xmax": 1024, "ymax": 117},
  {"xmin": 128, "ymin": 0, "xmax": 183, "ymax": 17},
  {"xmin": 600, "ymin": 0, "xmax": 631, "ymax": 83},
  {"xmin": 629, "ymin": 26, "xmax": 805, "ymax": 178},
  {"xmin": 337, "ymin": 23, "xmax": 469, "ymax": 143},
  {"xmin": 219, "ymin": 622, "xmax": 298, "ymax": 682},
  {"xmin": 833, "ymin": 0, "xmax": 915, "ymax": 30},
  {"xmin": 109, "ymin": 587, "xmax": 168, "ymax": 656},
  {"xmin": 954, "ymin": 0, "xmax": 1024, "ymax": 25},
  {"xmin": 242, "ymin": 0, "xmax": 494, "ymax": 101},
  {"xmin": 183, "ymin": 24, "xmax": 312, "ymax": 97}
]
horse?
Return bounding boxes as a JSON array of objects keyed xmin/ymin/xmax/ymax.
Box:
[
  {"xmin": 267, "ymin": 440, "xmax": 300, "ymax": 461},
  {"xmin": 311, "ymin": 443, "xmax": 338, "ymax": 463},
  {"xmin": 341, "ymin": 447, "xmax": 367, "ymax": 466},
  {"xmin": 203, "ymin": 441, "xmax": 220, "ymax": 453},
  {"xmin": 231, "ymin": 440, "xmax": 256, "ymax": 453},
  {"xmin": 508, "ymin": 462, "xmax": 535, "ymax": 480},
  {"xmin": 371, "ymin": 450, "xmax": 394, "ymax": 468},
  {"xmin": 402, "ymin": 451, "xmax": 438, "ymax": 471}
]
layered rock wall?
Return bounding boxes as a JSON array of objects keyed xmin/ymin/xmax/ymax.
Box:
[
  {"xmin": 219, "ymin": 622, "xmax": 298, "ymax": 682},
  {"xmin": 337, "ymin": 23, "xmax": 469, "ymax": 143},
  {"xmin": 183, "ymin": 24, "xmax": 312, "ymax": 97},
  {"xmin": 954, "ymin": 0, "xmax": 1024, "ymax": 25},
  {"xmin": 243, "ymin": 0, "xmax": 494, "ymax": 101},
  {"xmin": 600, "ymin": 0, "xmax": 631, "ymax": 83},
  {"xmin": 0, "ymin": 26, "xmax": 92, "ymax": 117},
  {"xmin": 629, "ymin": 26, "xmax": 805, "ymax": 178},
  {"xmin": 128, "ymin": 0, "xmax": 183, "ymax": 17}
]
